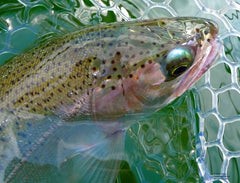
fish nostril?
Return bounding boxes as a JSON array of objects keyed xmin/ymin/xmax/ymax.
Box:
[
  {"xmin": 195, "ymin": 31, "xmax": 204, "ymax": 42},
  {"xmin": 204, "ymin": 28, "xmax": 209, "ymax": 35}
]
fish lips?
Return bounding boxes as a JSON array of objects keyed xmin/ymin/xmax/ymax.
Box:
[{"xmin": 174, "ymin": 38, "xmax": 222, "ymax": 97}]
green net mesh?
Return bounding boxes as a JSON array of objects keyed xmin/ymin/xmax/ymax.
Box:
[{"xmin": 0, "ymin": 0, "xmax": 239, "ymax": 182}]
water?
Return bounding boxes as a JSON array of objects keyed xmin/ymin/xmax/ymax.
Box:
[{"xmin": 0, "ymin": 0, "xmax": 239, "ymax": 182}]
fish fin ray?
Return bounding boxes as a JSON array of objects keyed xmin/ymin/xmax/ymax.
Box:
[
  {"xmin": 58, "ymin": 124, "xmax": 125, "ymax": 183},
  {"xmin": 2, "ymin": 117, "xmax": 125, "ymax": 183}
]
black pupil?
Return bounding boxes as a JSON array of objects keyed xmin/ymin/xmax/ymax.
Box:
[
  {"xmin": 173, "ymin": 65, "xmax": 188, "ymax": 76},
  {"xmin": 164, "ymin": 45, "xmax": 195, "ymax": 79}
]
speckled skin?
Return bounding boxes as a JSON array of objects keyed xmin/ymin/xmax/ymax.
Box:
[
  {"xmin": 0, "ymin": 17, "xmax": 219, "ymax": 122},
  {"xmin": 0, "ymin": 17, "xmax": 220, "ymax": 183}
]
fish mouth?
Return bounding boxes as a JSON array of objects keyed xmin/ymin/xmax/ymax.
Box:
[{"xmin": 175, "ymin": 30, "xmax": 222, "ymax": 97}]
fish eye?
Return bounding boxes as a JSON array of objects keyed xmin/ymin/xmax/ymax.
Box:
[{"xmin": 165, "ymin": 46, "xmax": 195, "ymax": 78}]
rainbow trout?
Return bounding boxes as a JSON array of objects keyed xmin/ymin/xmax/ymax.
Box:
[{"xmin": 0, "ymin": 17, "xmax": 220, "ymax": 182}]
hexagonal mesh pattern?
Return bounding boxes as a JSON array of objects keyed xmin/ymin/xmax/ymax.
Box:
[{"xmin": 0, "ymin": 0, "xmax": 239, "ymax": 182}]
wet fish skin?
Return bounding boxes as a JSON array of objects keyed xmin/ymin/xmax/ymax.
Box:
[
  {"xmin": 0, "ymin": 17, "xmax": 221, "ymax": 183},
  {"xmin": 0, "ymin": 17, "xmax": 219, "ymax": 122}
]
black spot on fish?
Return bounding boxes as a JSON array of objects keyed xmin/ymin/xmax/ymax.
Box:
[
  {"xmin": 37, "ymin": 102, "xmax": 42, "ymax": 106},
  {"xmin": 67, "ymin": 92, "xmax": 72, "ymax": 97},
  {"xmin": 111, "ymin": 86, "xmax": 116, "ymax": 90},
  {"xmin": 148, "ymin": 60, "xmax": 153, "ymax": 64},
  {"xmin": 92, "ymin": 67, "xmax": 96, "ymax": 72},
  {"xmin": 18, "ymin": 132, "xmax": 27, "ymax": 138},
  {"xmin": 204, "ymin": 30, "xmax": 209, "ymax": 35},
  {"xmin": 160, "ymin": 21, "xmax": 166, "ymax": 25}
]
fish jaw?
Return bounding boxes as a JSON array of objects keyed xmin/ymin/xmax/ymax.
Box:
[
  {"xmin": 174, "ymin": 23, "xmax": 221, "ymax": 97},
  {"xmin": 86, "ymin": 19, "xmax": 222, "ymax": 119}
]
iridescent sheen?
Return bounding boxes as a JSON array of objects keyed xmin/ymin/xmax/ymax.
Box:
[
  {"xmin": 0, "ymin": 17, "xmax": 221, "ymax": 183},
  {"xmin": 165, "ymin": 46, "xmax": 195, "ymax": 77}
]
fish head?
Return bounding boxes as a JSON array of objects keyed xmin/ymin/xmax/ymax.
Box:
[
  {"xmin": 79, "ymin": 18, "xmax": 221, "ymax": 120},
  {"xmin": 173, "ymin": 17, "xmax": 221, "ymax": 97},
  {"xmin": 133, "ymin": 17, "xmax": 221, "ymax": 111}
]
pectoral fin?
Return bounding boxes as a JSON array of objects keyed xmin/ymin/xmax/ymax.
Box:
[{"xmin": 2, "ymin": 117, "xmax": 125, "ymax": 183}]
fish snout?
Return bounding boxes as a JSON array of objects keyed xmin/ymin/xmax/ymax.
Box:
[{"xmin": 196, "ymin": 19, "xmax": 219, "ymax": 46}]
